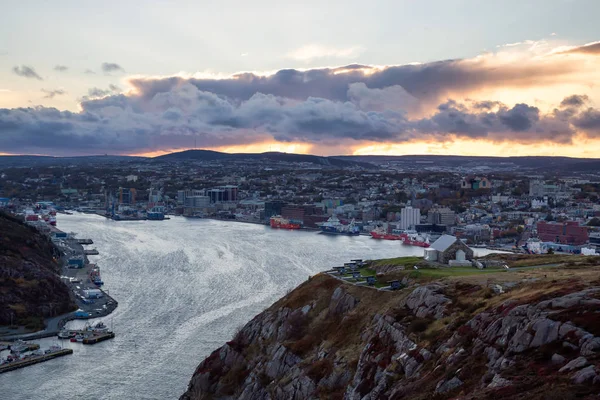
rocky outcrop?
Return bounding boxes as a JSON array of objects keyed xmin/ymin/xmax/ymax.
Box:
[{"xmin": 182, "ymin": 270, "xmax": 600, "ymax": 400}]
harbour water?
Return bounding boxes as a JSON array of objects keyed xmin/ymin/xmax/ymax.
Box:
[{"xmin": 1, "ymin": 214, "xmax": 498, "ymax": 399}]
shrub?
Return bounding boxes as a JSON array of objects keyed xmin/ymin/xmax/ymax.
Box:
[{"xmin": 306, "ymin": 358, "xmax": 333, "ymax": 382}]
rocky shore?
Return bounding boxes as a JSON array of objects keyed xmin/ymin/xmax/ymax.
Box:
[{"xmin": 181, "ymin": 264, "xmax": 600, "ymax": 399}]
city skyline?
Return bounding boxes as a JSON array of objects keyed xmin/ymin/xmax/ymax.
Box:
[{"xmin": 1, "ymin": 1, "xmax": 599, "ymax": 157}]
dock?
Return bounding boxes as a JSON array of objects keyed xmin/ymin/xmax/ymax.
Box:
[
  {"xmin": 82, "ymin": 332, "xmax": 115, "ymax": 344},
  {"xmin": 0, "ymin": 349, "xmax": 73, "ymax": 374},
  {"xmin": 0, "ymin": 341, "xmax": 40, "ymax": 352},
  {"xmin": 76, "ymin": 239, "xmax": 93, "ymax": 245}
]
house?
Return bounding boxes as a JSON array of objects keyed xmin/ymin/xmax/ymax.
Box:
[
  {"xmin": 461, "ymin": 176, "xmax": 491, "ymax": 190},
  {"xmin": 424, "ymin": 234, "xmax": 474, "ymax": 266}
]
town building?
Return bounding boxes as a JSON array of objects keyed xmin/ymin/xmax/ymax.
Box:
[
  {"xmin": 400, "ymin": 206, "xmax": 420, "ymax": 230},
  {"xmin": 536, "ymin": 221, "xmax": 589, "ymax": 245},
  {"xmin": 427, "ymin": 207, "xmax": 456, "ymax": 226},
  {"xmin": 424, "ymin": 234, "xmax": 474, "ymax": 265},
  {"xmin": 461, "ymin": 176, "xmax": 491, "ymax": 190},
  {"xmin": 118, "ymin": 187, "xmax": 136, "ymax": 205}
]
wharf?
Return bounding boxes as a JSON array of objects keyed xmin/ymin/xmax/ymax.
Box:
[
  {"xmin": 81, "ymin": 332, "xmax": 115, "ymax": 344},
  {"xmin": 0, "ymin": 349, "xmax": 73, "ymax": 374},
  {"xmin": 0, "ymin": 341, "xmax": 39, "ymax": 352}
]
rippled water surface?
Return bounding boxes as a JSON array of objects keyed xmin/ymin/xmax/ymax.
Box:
[{"xmin": 1, "ymin": 214, "xmax": 494, "ymax": 399}]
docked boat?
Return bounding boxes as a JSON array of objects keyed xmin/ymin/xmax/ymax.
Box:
[
  {"xmin": 70, "ymin": 334, "xmax": 85, "ymax": 343},
  {"xmin": 270, "ymin": 215, "xmax": 301, "ymax": 230},
  {"xmin": 370, "ymin": 227, "xmax": 404, "ymax": 240},
  {"xmin": 85, "ymin": 321, "xmax": 110, "ymax": 333},
  {"xmin": 89, "ymin": 266, "xmax": 104, "ymax": 286},
  {"xmin": 48, "ymin": 216, "xmax": 57, "ymax": 226},
  {"xmin": 57, "ymin": 330, "xmax": 75, "ymax": 339},
  {"xmin": 400, "ymin": 231, "xmax": 430, "ymax": 248},
  {"xmin": 319, "ymin": 216, "xmax": 360, "ymax": 236},
  {"xmin": 10, "ymin": 340, "xmax": 30, "ymax": 353}
]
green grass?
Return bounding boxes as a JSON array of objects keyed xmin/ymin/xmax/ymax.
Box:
[
  {"xmin": 407, "ymin": 267, "xmax": 503, "ymax": 278},
  {"xmin": 368, "ymin": 256, "xmax": 425, "ymax": 269}
]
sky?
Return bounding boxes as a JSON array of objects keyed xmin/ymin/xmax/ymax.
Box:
[{"xmin": 0, "ymin": 0, "xmax": 599, "ymax": 157}]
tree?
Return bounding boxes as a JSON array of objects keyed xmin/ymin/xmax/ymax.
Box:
[
  {"xmin": 547, "ymin": 247, "xmax": 555, "ymax": 254},
  {"xmin": 545, "ymin": 214, "xmax": 554, "ymax": 222}
]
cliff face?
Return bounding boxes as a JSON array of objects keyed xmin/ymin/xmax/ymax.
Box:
[
  {"xmin": 181, "ymin": 267, "xmax": 600, "ymax": 400},
  {"xmin": 0, "ymin": 212, "xmax": 75, "ymax": 329}
]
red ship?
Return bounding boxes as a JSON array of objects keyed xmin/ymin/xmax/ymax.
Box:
[
  {"xmin": 370, "ymin": 227, "xmax": 404, "ymax": 240},
  {"xmin": 270, "ymin": 215, "xmax": 301, "ymax": 230},
  {"xmin": 401, "ymin": 231, "xmax": 430, "ymax": 248}
]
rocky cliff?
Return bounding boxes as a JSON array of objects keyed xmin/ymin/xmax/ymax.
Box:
[
  {"xmin": 0, "ymin": 212, "xmax": 75, "ymax": 330},
  {"xmin": 181, "ymin": 265, "xmax": 600, "ymax": 399}
]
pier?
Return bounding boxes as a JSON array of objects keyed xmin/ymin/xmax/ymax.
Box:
[
  {"xmin": 0, "ymin": 349, "xmax": 73, "ymax": 374},
  {"xmin": 82, "ymin": 332, "xmax": 115, "ymax": 344},
  {"xmin": 76, "ymin": 238, "xmax": 94, "ymax": 245},
  {"xmin": 0, "ymin": 341, "xmax": 39, "ymax": 352}
]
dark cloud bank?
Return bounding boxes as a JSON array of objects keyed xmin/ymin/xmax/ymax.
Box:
[{"xmin": 1, "ymin": 43, "xmax": 598, "ymax": 155}]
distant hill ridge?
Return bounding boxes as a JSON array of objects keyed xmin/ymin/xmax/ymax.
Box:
[{"xmin": 1, "ymin": 150, "xmax": 600, "ymax": 171}]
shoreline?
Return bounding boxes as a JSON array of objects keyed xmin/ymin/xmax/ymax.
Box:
[{"xmin": 0, "ymin": 222, "xmax": 118, "ymax": 341}]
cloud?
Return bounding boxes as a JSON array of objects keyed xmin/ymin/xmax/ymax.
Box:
[
  {"xmin": 41, "ymin": 89, "xmax": 67, "ymax": 99},
  {"xmin": 1, "ymin": 41, "xmax": 599, "ymax": 156},
  {"xmin": 83, "ymin": 85, "xmax": 122, "ymax": 99},
  {"xmin": 564, "ymin": 41, "xmax": 600, "ymax": 55},
  {"xmin": 560, "ymin": 94, "xmax": 589, "ymax": 108},
  {"xmin": 101, "ymin": 62, "xmax": 125, "ymax": 73},
  {"xmin": 0, "ymin": 80, "xmax": 598, "ymax": 155},
  {"xmin": 54, "ymin": 65, "xmax": 68, "ymax": 72},
  {"xmin": 286, "ymin": 44, "xmax": 364, "ymax": 62},
  {"xmin": 573, "ymin": 108, "xmax": 600, "ymax": 134},
  {"xmin": 84, "ymin": 69, "xmax": 96, "ymax": 74},
  {"xmin": 126, "ymin": 48, "xmax": 593, "ymax": 112},
  {"xmin": 12, "ymin": 65, "xmax": 43, "ymax": 80}
]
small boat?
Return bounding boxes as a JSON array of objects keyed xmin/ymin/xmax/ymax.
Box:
[
  {"xmin": 85, "ymin": 321, "xmax": 109, "ymax": 333},
  {"xmin": 57, "ymin": 330, "xmax": 75, "ymax": 339},
  {"xmin": 70, "ymin": 334, "xmax": 85, "ymax": 343}
]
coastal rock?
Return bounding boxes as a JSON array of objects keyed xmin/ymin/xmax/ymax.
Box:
[
  {"xmin": 572, "ymin": 365, "xmax": 597, "ymax": 384},
  {"xmin": 559, "ymin": 356, "xmax": 589, "ymax": 372},
  {"xmin": 435, "ymin": 377, "xmax": 463, "ymax": 394},
  {"xmin": 488, "ymin": 374, "xmax": 511, "ymax": 388},
  {"xmin": 551, "ymin": 353, "xmax": 566, "ymax": 365},
  {"xmin": 402, "ymin": 284, "xmax": 450, "ymax": 319},
  {"xmin": 328, "ymin": 287, "xmax": 359, "ymax": 316}
]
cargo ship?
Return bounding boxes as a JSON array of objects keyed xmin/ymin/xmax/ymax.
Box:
[
  {"xmin": 400, "ymin": 231, "xmax": 430, "ymax": 248},
  {"xmin": 370, "ymin": 227, "xmax": 404, "ymax": 240},
  {"xmin": 319, "ymin": 216, "xmax": 360, "ymax": 236},
  {"xmin": 270, "ymin": 215, "xmax": 301, "ymax": 229}
]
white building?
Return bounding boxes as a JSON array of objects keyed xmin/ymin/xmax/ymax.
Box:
[
  {"xmin": 126, "ymin": 174, "xmax": 138, "ymax": 182},
  {"xmin": 400, "ymin": 206, "xmax": 420, "ymax": 230}
]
